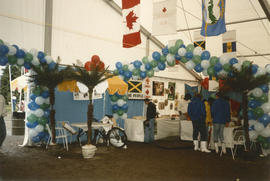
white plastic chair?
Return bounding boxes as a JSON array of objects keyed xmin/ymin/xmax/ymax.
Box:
[
  {"xmin": 56, "ymin": 121, "xmax": 74, "ymax": 144},
  {"xmin": 46, "ymin": 124, "xmax": 69, "ymax": 151}
]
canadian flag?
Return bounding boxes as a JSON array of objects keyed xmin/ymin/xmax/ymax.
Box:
[{"xmin": 122, "ymin": 0, "xmax": 141, "ymax": 48}]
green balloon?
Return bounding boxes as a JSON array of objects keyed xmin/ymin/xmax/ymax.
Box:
[
  {"xmin": 257, "ymin": 135, "xmax": 264, "ymax": 143},
  {"xmin": 110, "ymin": 94, "xmax": 118, "ymax": 102},
  {"xmin": 24, "ymin": 53, "xmax": 33, "ymax": 63},
  {"xmin": 122, "ymin": 95, "xmax": 128, "ymax": 101},
  {"xmin": 27, "ymin": 114, "xmax": 38, "ymax": 123},
  {"xmin": 40, "ymin": 103, "xmax": 50, "ymax": 110},
  {"xmin": 175, "ymin": 39, "xmax": 183, "ymax": 48},
  {"xmin": 117, "ymin": 109, "xmax": 124, "ymax": 116},
  {"xmin": 112, "ymin": 109, "xmax": 117, "ymax": 113},
  {"xmin": 242, "ymin": 61, "xmax": 251, "ymax": 69},
  {"xmin": 210, "ymin": 56, "xmax": 219, "ymax": 66},
  {"xmin": 150, "ymin": 60, "xmax": 158, "ymax": 68},
  {"xmin": 258, "ymin": 94, "xmax": 268, "ymax": 103},
  {"xmin": 37, "ymin": 117, "xmax": 47, "ymax": 125},
  {"xmin": 132, "ymin": 69, "xmax": 140, "ymax": 76},
  {"xmin": 142, "ymin": 56, "xmax": 149, "ymax": 64},
  {"xmin": 207, "ymin": 67, "xmax": 215, "ymax": 76},
  {"xmin": 122, "ymin": 65, "xmax": 129, "ymax": 71},
  {"xmin": 160, "ymin": 55, "xmax": 166, "ymax": 63},
  {"xmin": 8, "ymin": 55, "xmax": 17, "ymax": 65},
  {"xmin": 0, "ymin": 39, "xmax": 4, "ymax": 45},
  {"xmin": 253, "ymin": 107, "xmax": 264, "ymax": 118},
  {"xmin": 248, "ymin": 96, "xmax": 256, "ymax": 101},
  {"xmin": 181, "ymin": 57, "xmax": 188, "ymax": 63},
  {"xmin": 167, "ymin": 60, "xmax": 175, "ymax": 67},
  {"xmin": 169, "ymin": 46, "xmax": 178, "ymax": 54},
  {"xmin": 223, "ymin": 63, "xmax": 231, "ymax": 72},
  {"xmin": 192, "ymin": 55, "xmax": 201, "ymax": 65},
  {"xmin": 186, "ymin": 44, "xmax": 194, "ymax": 52},
  {"xmin": 113, "ymin": 69, "xmax": 119, "ymax": 75},
  {"xmin": 147, "ymin": 70, "xmax": 154, "ymax": 77},
  {"xmin": 262, "ymin": 142, "xmax": 270, "ymax": 149},
  {"xmin": 33, "ymin": 87, "xmax": 41, "ymax": 96}
]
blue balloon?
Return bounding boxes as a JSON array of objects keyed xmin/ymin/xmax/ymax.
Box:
[
  {"xmin": 30, "ymin": 94, "xmax": 37, "ymax": 101},
  {"xmin": 12, "ymin": 45, "xmax": 19, "ymax": 51},
  {"xmin": 41, "ymin": 91, "xmax": 49, "ymax": 98},
  {"xmin": 15, "ymin": 49, "xmax": 25, "ymax": 58},
  {"xmin": 229, "ymin": 58, "xmax": 238, "ymax": 65},
  {"xmin": 260, "ymin": 84, "xmax": 269, "ymax": 93},
  {"xmin": 37, "ymin": 51, "xmax": 45, "ymax": 60},
  {"xmin": 259, "ymin": 114, "xmax": 270, "ymax": 126},
  {"xmin": 201, "ymin": 51, "xmax": 210, "ymax": 60},
  {"xmin": 38, "ymin": 131, "xmax": 47, "ymax": 139},
  {"xmin": 133, "ymin": 60, "xmax": 141, "ymax": 69},
  {"xmin": 42, "ymin": 134, "xmax": 49, "ymax": 142},
  {"xmin": 145, "ymin": 63, "xmax": 152, "ymax": 70},
  {"xmin": 185, "ymin": 52, "xmax": 193, "ymax": 60},
  {"xmin": 248, "ymin": 100, "xmax": 260, "ymax": 109},
  {"xmin": 162, "ymin": 46, "xmax": 169, "ymax": 56},
  {"xmin": 175, "ymin": 53, "xmax": 181, "ymax": 60},
  {"xmin": 251, "ymin": 64, "xmax": 258, "ymax": 74},
  {"xmin": 152, "ymin": 51, "xmax": 161, "ymax": 60},
  {"xmin": 112, "ymin": 104, "xmax": 119, "ymax": 111},
  {"xmin": 48, "ymin": 62, "xmax": 56, "ymax": 70},
  {"xmin": 180, "ymin": 44, "xmax": 186, "ymax": 48},
  {"xmin": 214, "ymin": 63, "xmax": 222, "ymax": 72},
  {"xmin": 0, "ymin": 45, "xmax": 9, "ymax": 56},
  {"xmin": 140, "ymin": 71, "xmax": 147, "ymax": 78},
  {"xmin": 40, "ymin": 58, "xmax": 47, "ymax": 64},
  {"xmin": 44, "ymin": 110, "xmax": 50, "ymax": 118},
  {"xmin": 115, "ymin": 62, "xmax": 122, "ymax": 69},
  {"xmin": 194, "ymin": 64, "xmax": 203, "ymax": 73},
  {"xmin": 249, "ymin": 125, "xmax": 255, "ymax": 131},
  {"xmin": 248, "ymin": 110, "xmax": 255, "ymax": 120},
  {"xmin": 28, "ymin": 101, "xmax": 40, "ymax": 111},
  {"xmin": 26, "ymin": 121, "xmax": 39, "ymax": 128},
  {"xmin": 121, "ymin": 104, "xmax": 128, "ymax": 111},
  {"xmin": 0, "ymin": 56, "xmax": 8, "ymax": 66},
  {"xmin": 24, "ymin": 62, "xmax": 31, "ymax": 69},
  {"xmin": 32, "ymin": 135, "xmax": 41, "ymax": 143},
  {"xmin": 124, "ymin": 71, "xmax": 132, "ymax": 78},
  {"xmin": 118, "ymin": 69, "xmax": 124, "ymax": 75},
  {"xmin": 157, "ymin": 62, "xmax": 166, "ymax": 70}
]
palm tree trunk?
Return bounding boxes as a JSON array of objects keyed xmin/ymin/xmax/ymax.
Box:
[
  {"xmin": 49, "ymin": 88, "xmax": 56, "ymax": 143},
  {"xmin": 242, "ymin": 91, "xmax": 250, "ymax": 151},
  {"xmin": 87, "ymin": 89, "xmax": 93, "ymax": 145}
]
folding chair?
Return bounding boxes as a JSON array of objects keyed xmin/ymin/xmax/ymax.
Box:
[
  {"xmin": 46, "ymin": 124, "xmax": 69, "ymax": 151},
  {"xmin": 57, "ymin": 121, "xmax": 75, "ymax": 144}
]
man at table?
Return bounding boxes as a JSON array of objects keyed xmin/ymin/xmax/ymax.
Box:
[
  {"xmin": 144, "ymin": 98, "xmax": 156, "ymax": 143},
  {"xmin": 211, "ymin": 92, "xmax": 231, "ymax": 154}
]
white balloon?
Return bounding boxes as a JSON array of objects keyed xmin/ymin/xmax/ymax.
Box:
[
  {"xmin": 117, "ymin": 99, "xmax": 125, "ymax": 107},
  {"xmin": 132, "ymin": 75, "xmax": 139, "ymax": 80},
  {"xmin": 248, "ymin": 120, "xmax": 256, "ymax": 126},
  {"xmin": 193, "ymin": 46, "xmax": 203, "ymax": 56},
  {"xmin": 29, "ymin": 48, "xmax": 38, "ymax": 56},
  {"xmin": 166, "ymin": 54, "xmax": 175, "ymax": 63},
  {"xmin": 35, "ymin": 96, "xmax": 44, "ymax": 105},
  {"xmin": 249, "ymin": 131, "xmax": 258, "ymax": 141},
  {"xmin": 35, "ymin": 124, "xmax": 44, "ymax": 133},
  {"xmin": 128, "ymin": 64, "xmax": 135, "ymax": 71},
  {"xmin": 153, "ymin": 67, "xmax": 159, "ymax": 72},
  {"xmin": 31, "ymin": 57, "xmax": 40, "ymax": 66},
  {"xmin": 217, "ymin": 70, "xmax": 228, "ymax": 77},
  {"xmin": 119, "ymin": 75, "xmax": 124, "ymax": 80},
  {"xmin": 254, "ymin": 67, "xmax": 266, "ymax": 77},
  {"xmin": 265, "ymin": 64, "xmax": 270, "ymax": 74},
  {"xmin": 260, "ymin": 128, "xmax": 270, "ymax": 137},
  {"xmin": 219, "ymin": 54, "xmax": 230, "ymax": 65},
  {"xmin": 140, "ymin": 65, "xmax": 146, "ymax": 72},
  {"xmin": 113, "ymin": 113, "xmax": 119, "ymax": 120},
  {"xmin": 121, "ymin": 113, "xmax": 127, "ymax": 120},
  {"xmin": 233, "ymin": 63, "xmax": 242, "ymax": 71},
  {"xmin": 34, "ymin": 109, "xmax": 44, "ymax": 117},
  {"xmin": 201, "ymin": 60, "xmax": 210, "ymax": 69},
  {"xmin": 17, "ymin": 58, "xmax": 24, "ymax": 66},
  {"xmin": 202, "ymin": 69, "xmax": 208, "ymax": 76},
  {"xmin": 252, "ymin": 88, "xmax": 263, "ymax": 97},
  {"xmin": 44, "ymin": 98, "xmax": 50, "ymax": 104},
  {"xmin": 7, "ymin": 45, "xmax": 16, "ymax": 56},
  {"xmin": 178, "ymin": 47, "xmax": 186, "ymax": 56},
  {"xmin": 254, "ymin": 122, "xmax": 265, "ymax": 132},
  {"xmin": 77, "ymin": 82, "xmax": 88, "ymax": 93},
  {"xmin": 45, "ymin": 56, "xmax": 53, "ymax": 64},
  {"xmin": 185, "ymin": 61, "xmax": 195, "ymax": 70},
  {"xmin": 29, "ymin": 128, "xmax": 38, "ymax": 138}
]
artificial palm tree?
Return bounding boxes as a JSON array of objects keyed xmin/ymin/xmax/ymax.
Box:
[
  {"xmin": 68, "ymin": 64, "xmax": 113, "ymax": 144},
  {"xmin": 29, "ymin": 62, "xmax": 72, "ymax": 143},
  {"xmin": 219, "ymin": 63, "xmax": 270, "ymax": 151}
]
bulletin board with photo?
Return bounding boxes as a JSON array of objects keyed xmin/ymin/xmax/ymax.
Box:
[{"xmin": 152, "ymin": 81, "xmax": 164, "ymax": 96}]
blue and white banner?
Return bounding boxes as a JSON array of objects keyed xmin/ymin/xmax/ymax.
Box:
[{"xmin": 201, "ymin": 0, "xmax": 226, "ymax": 36}]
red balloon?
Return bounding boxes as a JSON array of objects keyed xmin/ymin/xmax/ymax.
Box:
[
  {"xmin": 97, "ymin": 61, "xmax": 105, "ymax": 71},
  {"xmin": 84, "ymin": 61, "xmax": 91, "ymax": 71},
  {"xmin": 89, "ymin": 62, "xmax": 97, "ymax": 71},
  {"xmin": 91, "ymin": 55, "xmax": 100, "ymax": 64}
]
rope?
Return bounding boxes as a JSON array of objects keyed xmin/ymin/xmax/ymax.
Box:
[{"xmin": 179, "ymin": 0, "xmax": 193, "ymax": 42}]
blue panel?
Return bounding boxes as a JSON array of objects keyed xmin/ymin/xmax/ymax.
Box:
[{"xmin": 127, "ymin": 99, "xmax": 144, "ymax": 118}]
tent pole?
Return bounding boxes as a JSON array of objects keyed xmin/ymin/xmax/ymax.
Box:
[{"xmin": 8, "ymin": 65, "xmax": 13, "ymax": 113}]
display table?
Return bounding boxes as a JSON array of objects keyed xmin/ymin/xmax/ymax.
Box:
[
  {"xmin": 124, "ymin": 118, "xmax": 144, "ymax": 142},
  {"xmin": 155, "ymin": 118, "xmax": 180, "ymax": 140},
  {"xmin": 180, "ymin": 120, "xmax": 241, "ymax": 148}
]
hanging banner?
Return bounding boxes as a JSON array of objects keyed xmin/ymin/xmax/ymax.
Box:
[
  {"xmin": 152, "ymin": 0, "xmax": 177, "ymax": 35},
  {"xmin": 193, "ymin": 30, "xmax": 206, "ymax": 49},
  {"xmin": 201, "ymin": 0, "xmax": 226, "ymax": 36},
  {"xmin": 122, "ymin": 0, "xmax": 141, "ymax": 48},
  {"xmin": 128, "ymin": 80, "xmax": 144, "ymax": 99},
  {"xmin": 143, "ymin": 77, "xmax": 152, "ymax": 99},
  {"xmin": 222, "ymin": 30, "xmax": 236, "ymax": 55}
]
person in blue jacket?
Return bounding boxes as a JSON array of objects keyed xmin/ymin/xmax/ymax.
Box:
[
  {"xmin": 211, "ymin": 92, "xmax": 231, "ymax": 154},
  {"xmin": 188, "ymin": 94, "xmax": 210, "ymax": 153}
]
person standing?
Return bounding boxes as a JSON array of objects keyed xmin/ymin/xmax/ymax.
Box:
[
  {"xmin": 188, "ymin": 94, "xmax": 210, "ymax": 153},
  {"xmin": 0, "ymin": 94, "xmax": 7, "ymax": 148},
  {"xmin": 211, "ymin": 92, "xmax": 231, "ymax": 154},
  {"xmin": 144, "ymin": 98, "xmax": 156, "ymax": 143},
  {"xmin": 178, "ymin": 93, "xmax": 191, "ymax": 120}
]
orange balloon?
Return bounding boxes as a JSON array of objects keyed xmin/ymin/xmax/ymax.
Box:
[{"xmin": 91, "ymin": 55, "xmax": 100, "ymax": 64}]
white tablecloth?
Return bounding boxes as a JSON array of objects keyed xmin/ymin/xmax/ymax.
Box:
[
  {"xmin": 125, "ymin": 119, "xmax": 144, "ymax": 142},
  {"xmin": 155, "ymin": 118, "xmax": 180, "ymax": 140}
]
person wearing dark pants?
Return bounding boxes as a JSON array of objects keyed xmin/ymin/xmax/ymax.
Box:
[
  {"xmin": 0, "ymin": 94, "xmax": 7, "ymax": 148},
  {"xmin": 144, "ymin": 98, "xmax": 156, "ymax": 143},
  {"xmin": 188, "ymin": 94, "xmax": 210, "ymax": 153}
]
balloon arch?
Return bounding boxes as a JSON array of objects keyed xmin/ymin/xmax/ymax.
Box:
[{"xmin": 1, "ymin": 39, "xmax": 270, "ymax": 148}]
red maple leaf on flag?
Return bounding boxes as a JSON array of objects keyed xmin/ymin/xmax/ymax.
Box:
[{"xmin": 126, "ymin": 10, "xmax": 138, "ymax": 30}]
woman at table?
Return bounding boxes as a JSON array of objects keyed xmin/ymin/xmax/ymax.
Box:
[
  {"xmin": 188, "ymin": 94, "xmax": 210, "ymax": 153},
  {"xmin": 211, "ymin": 92, "xmax": 231, "ymax": 154},
  {"xmin": 144, "ymin": 98, "xmax": 156, "ymax": 143}
]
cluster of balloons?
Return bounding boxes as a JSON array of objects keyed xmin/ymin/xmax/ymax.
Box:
[
  {"xmin": 84, "ymin": 55, "xmax": 105, "ymax": 72},
  {"xmin": 27, "ymin": 86, "xmax": 50, "ymax": 143},
  {"xmin": 110, "ymin": 93, "xmax": 128, "ymax": 128},
  {"xmin": 0, "ymin": 39, "xmax": 56, "ymax": 70}
]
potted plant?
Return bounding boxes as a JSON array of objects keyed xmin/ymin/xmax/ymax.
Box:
[{"xmin": 68, "ymin": 55, "xmax": 113, "ymax": 158}]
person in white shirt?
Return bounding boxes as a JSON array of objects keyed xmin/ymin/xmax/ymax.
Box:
[
  {"xmin": 178, "ymin": 93, "xmax": 191, "ymax": 120},
  {"xmin": 0, "ymin": 94, "xmax": 7, "ymax": 147}
]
